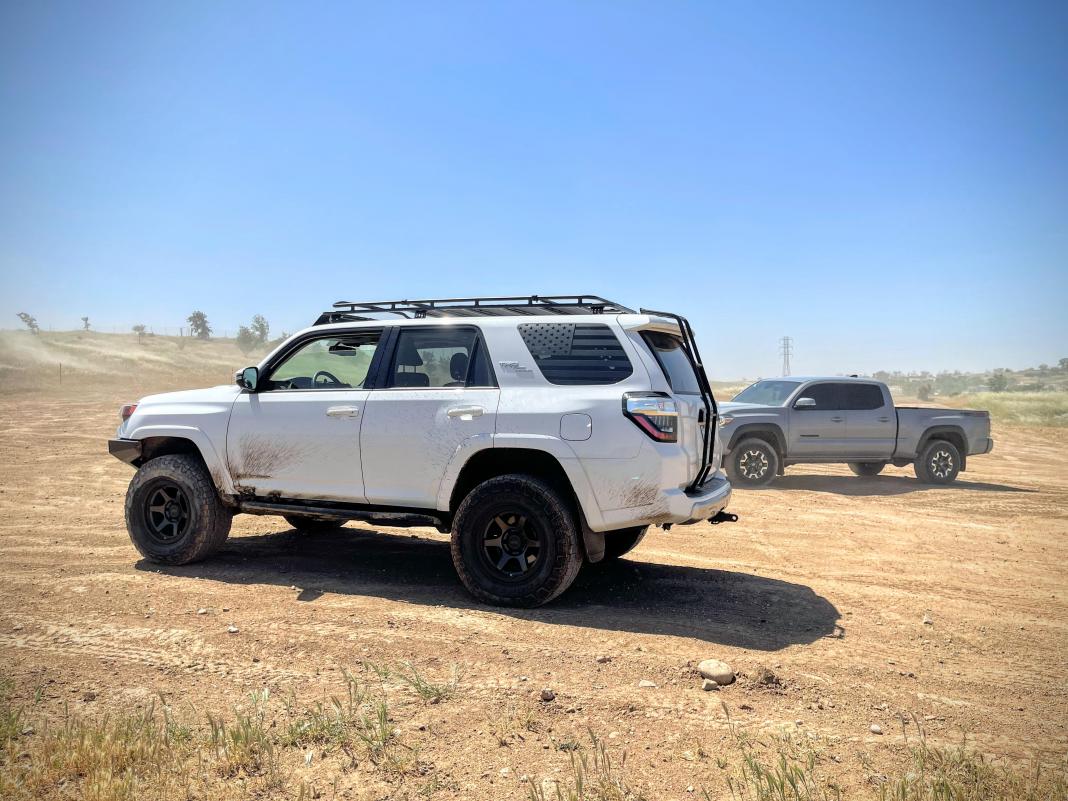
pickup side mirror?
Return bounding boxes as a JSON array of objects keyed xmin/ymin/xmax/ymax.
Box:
[
  {"xmin": 794, "ymin": 396, "xmax": 816, "ymax": 409},
  {"xmin": 236, "ymin": 366, "xmax": 260, "ymax": 392}
]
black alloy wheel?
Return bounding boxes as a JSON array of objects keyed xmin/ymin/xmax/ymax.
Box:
[{"xmin": 480, "ymin": 511, "xmax": 543, "ymax": 580}]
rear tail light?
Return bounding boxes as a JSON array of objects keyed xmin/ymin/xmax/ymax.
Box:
[
  {"xmin": 119, "ymin": 403, "xmax": 138, "ymax": 421},
  {"xmin": 623, "ymin": 392, "xmax": 678, "ymax": 442}
]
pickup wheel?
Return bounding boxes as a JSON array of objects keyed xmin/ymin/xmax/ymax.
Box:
[
  {"xmin": 726, "ymin": 438, "xmax": 779, "ymax": 487},
  {"xmin": 125, "ymin": 454, "xmax": 232, "ymax": 565},
  {"xmin": 283, "ymin": 515, "xmax": 345, "ymax": 534},
  {"xmin": 450, "ymin": 474, "xmax": 583, "ymax": 607},
  {"xmin": 848, "ymin": 461, "xmax": 886, "ymax": 477},
  {"xmin": 601, "ymin": 526, "xmax": 648, "ymax": 561},
  {"xmin": 915, "ymin": 440, "xmax": 962, "ymax": 484}
]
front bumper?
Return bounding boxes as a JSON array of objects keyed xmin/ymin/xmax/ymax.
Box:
[{"xmin": 108, "ymin": 438, "xmax": 142, "ymax": 465}]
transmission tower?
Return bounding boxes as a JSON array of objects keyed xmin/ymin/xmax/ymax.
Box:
[{"xmin": 779, "ymin": 336, "xmax": 793, "ymax": 376}]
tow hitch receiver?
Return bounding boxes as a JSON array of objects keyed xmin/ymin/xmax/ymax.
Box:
[{"xmin": 709, "ymin": 511, "xmax": 738, "ymax": 525}]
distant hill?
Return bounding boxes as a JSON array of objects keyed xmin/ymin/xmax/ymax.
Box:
[{"xmin": 0, "ymin": 329, "xmax": 275, "ymax": 395}]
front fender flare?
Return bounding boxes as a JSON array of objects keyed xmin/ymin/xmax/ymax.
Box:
[{"xmin": 126, "ymin": 424, "xmax": 236, "ymax": 495}]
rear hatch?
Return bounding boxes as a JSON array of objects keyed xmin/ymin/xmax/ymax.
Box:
[{"xmin": 622, "ymin": 311, "xmax": 718, "ymax": 491}]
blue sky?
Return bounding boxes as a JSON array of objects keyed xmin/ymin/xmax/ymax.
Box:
[{"xmin": 1, "ymin": 1, "xmax": 1066, "ymax": 378}]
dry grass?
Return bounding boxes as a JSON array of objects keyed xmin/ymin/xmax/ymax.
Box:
[
  {"xmin": 943, "ymin": 391, "xmax": 1068, "ymax": 427},
  {"xmin": 703, "ymin": 706, "xmax": 1068, "ymax": 801},
  {"xmin": 0, "ymin": 663, "xmax": 447, "ymax": 801},
  {"xmin": 527, "ymin": 730, "xmax": 646, "ymax": 801},
  {"xmin": 879, "ymin": 722, "xmax": 1068, "ymax": 801}
]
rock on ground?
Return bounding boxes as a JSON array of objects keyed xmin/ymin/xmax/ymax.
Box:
[{"xmin": 697, "ymin": 659, "xmax": 735, "ymax": 685}]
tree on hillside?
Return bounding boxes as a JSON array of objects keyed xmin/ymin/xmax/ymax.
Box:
[
  {"xmin": 1060, "ymin": 357, "xmax": 1068, "ymax": 371},
  {"xmin": 132, "ymin": 324, "xmax": 146, "ymax": 344},
  {"xmin": 250, "ymin": 314, "xmax": 270, "ymax": 344},
  {"xmin": 81, "ymin": 316, "xmax": 90, "ymax": 331},
  {"xmin": 17, "ymin": 312, "xmax": 39, "ymax": 334},
  {"xmin": 918, "ymin": 384, "xmax": 931, "ymax": 401},
  {"xmin": 187, "ymin": 310, "xmax": 212, "ymax": 339},
  {"xmin": 235, "ymin": 325, "xmax": 258, "ymax": 355},
  {"xmin": 989, "ymin": 370, "xmax": 1009, "ymax": 392}
]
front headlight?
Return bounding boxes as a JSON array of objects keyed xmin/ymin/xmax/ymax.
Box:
[{"xmin": 718, "ymin": 415, "xmax": 734, "ymax": 427}]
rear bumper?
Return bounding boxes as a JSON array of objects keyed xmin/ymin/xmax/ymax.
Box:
[
  {"xmin": 594, "ymin": 471, "xmax": 732, "ymax": 531},
  {"xmin": 970, "ymin": 437, "xmax": 994, "ymax": 455},
  {"xmin": 108, "ymin": 438, "xmax": 142, "ymax": 465},
  {"xmin": 677, "ymin": 473, "xmax": 732, "ymax": 524}
]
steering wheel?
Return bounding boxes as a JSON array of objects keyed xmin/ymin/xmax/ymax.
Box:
[{"xmin": 313, "ymin": 370, "xmax": 343, "ymax": 386}]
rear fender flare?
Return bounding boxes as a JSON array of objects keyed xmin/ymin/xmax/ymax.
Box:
[
  {"xmin": 436, "ymin": 434, "xmax": 606, "ymax": 531},
  {"xmin": 916, "ymin": 425, "xmax": 969, "ymax": 471}
]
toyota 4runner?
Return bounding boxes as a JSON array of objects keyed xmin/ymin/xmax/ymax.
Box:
[{"xmin": 109, "ymin": 296, "xmax": 733, "ymax": 607}]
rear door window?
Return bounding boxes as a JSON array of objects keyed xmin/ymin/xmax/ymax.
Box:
[
  {"xmin": 841, "ymin": 383, "xmax": 885, "ymax": 410},
  {"xmin": 387, "ymin": 328, "xmax": 490, "ymax": 388},
  {"xmin": 517, "ymin": 323, "xmax": 632, "ymax": 385},
  {"xmin": 640, "ymin": 331, "xmax": 701, "ymax": 394}
]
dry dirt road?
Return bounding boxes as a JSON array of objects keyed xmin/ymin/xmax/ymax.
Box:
[{"xmin": 1, "ymin": 384, "xmax": 1066, "ymax": 799}]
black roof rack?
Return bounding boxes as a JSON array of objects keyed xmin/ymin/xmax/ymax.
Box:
[{"xmin": 314, "ymin": 295, "xmax": 635, "ymax": 325}]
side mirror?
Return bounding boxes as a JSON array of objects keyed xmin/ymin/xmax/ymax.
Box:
[
  {"xmin": 237, "ymin": 366, "xmax": 259, "ymax": 392},
  {"xmin": 794, "ymin": 397, "xmax": 816, "ymax": 409}
]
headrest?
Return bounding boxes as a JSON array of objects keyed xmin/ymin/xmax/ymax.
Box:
[
  {"xmin": 395, "ymin": 336, "xmax": 424, "ymax": 367},
  {"xmin": 450, "ymin": 352, "xmax": 469, "ymax": 381},
  {"xmin": 393, "ymin": 371, "xmax": 430, "ymax": 387}
]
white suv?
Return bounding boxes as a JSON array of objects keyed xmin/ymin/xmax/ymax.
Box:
[{"xmin": 109, "ymin": 296, "xmax": 733, "ymax": 606}]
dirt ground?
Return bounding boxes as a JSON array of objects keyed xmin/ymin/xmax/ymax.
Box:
[{"xmin": 1, "ymin": 380, "xmax": 1066, "ymax": 799}]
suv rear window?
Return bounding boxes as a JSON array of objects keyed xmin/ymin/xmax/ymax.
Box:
[
  {"xmin": 640, "ymin": 331, "xmax": 701, "ymax": 394},
  {"xmin": 518, "ymin": 323, "xmax": 633, "ymax": 385}
]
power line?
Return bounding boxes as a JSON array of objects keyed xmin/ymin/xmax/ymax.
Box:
[{"xmin": 779, "ymin": 336, "xmax": 793, "ymax": 376}]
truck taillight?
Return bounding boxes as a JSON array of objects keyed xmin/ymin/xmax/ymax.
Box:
[
  {"xmin": 119, "ymin": 403, "xmax": 138, "ymax": 421},
  {"xmin": 622, "ymin": 392, "xmax": 678, "ymax": 442}
]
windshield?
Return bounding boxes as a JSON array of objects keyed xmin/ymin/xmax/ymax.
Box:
[{"xmin": 732, "ymin": 380, "xmax": 801, "ymax": 406}]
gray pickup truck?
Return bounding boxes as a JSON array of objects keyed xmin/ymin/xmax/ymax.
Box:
[{"xmin": 719, "ymin": 377, "xmax": 993, "ymax": 487}]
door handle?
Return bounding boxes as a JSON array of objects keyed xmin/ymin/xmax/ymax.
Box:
[
  {"xmin": 326, "ymin": 406, "xmax": 360, "ymax": 418},
  {"xmin": 447, "ymin": 405, "xmax": 484, "ymax": 419},
  {"xmin": 878, "ymin": 416, "xmax": 890, "ymax": 422},
  {"xmin": 830, "ymin": 416, "xmax": 844, "ymax": 423}
]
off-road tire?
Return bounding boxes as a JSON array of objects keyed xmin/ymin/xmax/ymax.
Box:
[
  {"xmin": 914, "ymin": 440, "xmax": 962, "ymax": 485},
  {"xmin": 848, "ymin": 461, "xmax": 887, "ymax": 477},
  {"xmin": 283, "ymin": 515, "xmax": 346, "ymax": 534},
  {"xmin": 726, "ymin": 438, "xmax": 780, "ymax": 487},
  {"xmin": 125, "ymin": 454, "xmax": 232, "ymax": 565},
  {"xmin": 601, "ymin": 526, "xmax": 649, "ymax": 561},
  {"xmin": 450, "ymin": 474, "xmax": 583, "ymax": 607}
]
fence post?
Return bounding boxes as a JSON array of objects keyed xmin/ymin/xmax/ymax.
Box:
[{"xmin": 59, "ymin": 362, "xmax": 63, "ymax": 385}]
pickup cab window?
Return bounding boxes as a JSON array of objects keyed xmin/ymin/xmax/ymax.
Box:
[
  {"xmin": 732, "ymin": 380, "xmax": 801, "ymax": 406},
  {"xmin": 796, "ymin": 382, "xmax": 840, "ymax": 409},
  {"xmin": 841, "ymin": 383, "xmax": 886, "ymax": 410}
]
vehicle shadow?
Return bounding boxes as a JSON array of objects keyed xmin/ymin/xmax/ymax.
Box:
[
  {"xmin": 137, "ymin": 527, "xmax": 841, "ymax": 652},
  {"xmin": 770, "ymin": 475, "xmax": 1034, "ymax": 496}
]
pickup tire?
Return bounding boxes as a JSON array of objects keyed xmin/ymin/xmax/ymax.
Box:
[
  {"xmin": 450, "ymin": 474, "xmax": 583, "ymax": 607},
  {"xmin": 726, "ymin": 438, "xmax": 779, "ymax": 487},
  {"xmin": 848, "ymin": 461, "xmax": 886, "ymax": 477},
  {"xmin": 283, "ymin": 515, "xmax": 345, "ymax": 534},
  {"xmin": 914, "ymin": 440, "xmax": 962, "ymax": 484},
  {"xmin": 125, "ymin": 454, "xmax": 232, "ymax": 565},
  {"xmin": 601, "ymin": 526, "xmax": 649, "ymax": 561}
]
